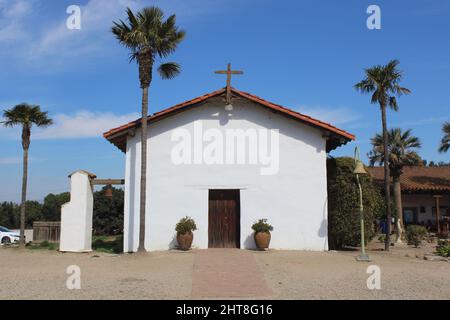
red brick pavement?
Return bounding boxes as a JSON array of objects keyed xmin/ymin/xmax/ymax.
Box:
[{"xmin": 191, "ymin": 249, "xmax": 273, "ymax": 298}]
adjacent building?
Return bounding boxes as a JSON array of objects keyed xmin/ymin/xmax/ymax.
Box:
[{"xmin": 367, "ymin": 166, "xmax": 450, "ymax": 232}]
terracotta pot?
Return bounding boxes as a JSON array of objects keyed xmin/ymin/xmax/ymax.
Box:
[
  {"xmin": 254, "ymin": 232, "xmax": 271, "ymax": 250},
  {"xmin": 177, "ymin": 232, "xmax": 193, "ymax": 250}
]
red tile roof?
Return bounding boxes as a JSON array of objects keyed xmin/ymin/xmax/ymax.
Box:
[
  {"xmin": 367, "ymin": 166, "xmax": 450, "ymax": 193},
  {"xmin": 103, "ymin": 87, "xmax": 356, "ymax": 152}
]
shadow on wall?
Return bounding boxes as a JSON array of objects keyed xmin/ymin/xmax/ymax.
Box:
[
  {"xmin": 127, "ymin": 144, "xmax": 137, "ymax": 252},
  {"xmin": 169, "ymin": 233, "xmax": 178, "ymax": 249},
  {"xmin": 219, "ymin": 109, "xmax": 231, "ymax": 126},
  {"xmin": 318, "ymin": 197, "xmax": 328, "ymax": 251},
  {"xmin": 243, "ymin": 233, "xmax": 256, "ymax": 249}
]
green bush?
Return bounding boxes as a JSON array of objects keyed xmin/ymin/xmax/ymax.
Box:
[
  {"xmin": 251, "ymin": 219, "xmax": 273, "ymax": 233},
  {"xmin": 327, "ymin": 157, "xmax": 385, "ymax": 249},
  {"xmin": 1, "ymin": 188, "xmax": 123, "ymax": 235},
  {"xmin": 378, "ymin": 234, "xmax": 386, "ymax": 243},
  {"xmin": 26, "ymin": 241, "xmax": 58, "ymax": 250},
  {"xmin": 406, "ymin": 225, "xmax": 428, "ymax": 247},
  {"xmin": 436, "ymin": 240, "xmax": 450, "ymax": 257},
  {"xmin": 175, "ymin": 217, "xmax": 197, "ymax": 235},
  {"xmin": 92, "ymin": 235, "xmax": 123, "ymax": 254},
  {"xmin": 93, "ymin": 187, "xmax": 124, "ymax": 235}
]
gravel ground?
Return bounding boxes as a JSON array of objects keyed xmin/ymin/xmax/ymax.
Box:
[
  {"xmin": 0, "ymin": 248, "xmax": 194, "ymax": 300},
  {"xmin": 0, "ymin": 244, "xmax": 448, "ymax": 300},
  {"xmin": 254, "ymin": 250, "xmax": 449, "ymax": 300}
]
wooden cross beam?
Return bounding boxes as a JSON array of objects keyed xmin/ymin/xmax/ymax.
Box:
[
  {"xmin": 214, "ymin": 63, "xmax": 244, "ymax": 105},
  {"xmin": 92, "ymin": 179, "xmax": 125, "ymax": 185}
]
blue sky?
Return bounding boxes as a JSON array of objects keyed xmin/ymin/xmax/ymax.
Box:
[{"xmin": 0, "ymin": 0, "xmax": 449, "ymax": 202}]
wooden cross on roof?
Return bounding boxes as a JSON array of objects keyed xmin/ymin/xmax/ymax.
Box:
[{"xmin": 214, "ymin": 63, "xmax": 244, "ymax": 105}]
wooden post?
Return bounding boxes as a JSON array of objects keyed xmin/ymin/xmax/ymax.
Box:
[{"xmin": 433, "ymin": 195, "xmax": 442, "ymax": 234}]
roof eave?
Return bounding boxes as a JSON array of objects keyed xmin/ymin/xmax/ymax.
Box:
[{"xmin": 104, "ymin": 87, "xmax": 356, "ymax": 152}]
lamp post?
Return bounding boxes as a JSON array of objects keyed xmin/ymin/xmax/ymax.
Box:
[{"xmin": 354, "ymin": 147, "xmax": 371, "ymax": 262}]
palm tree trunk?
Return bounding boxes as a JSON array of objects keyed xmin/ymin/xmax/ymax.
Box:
[
  {"xmin": 19, "ymin": 144, "xmax": 29, "ymax": 247},
  {"xmin": 393, "ymin": 176, "xmax": 404, "ymax": 243},
  {"xmin": 381, "ymin": 104, "xmax": 392, "ymax": 251},
  {"xmin": 137, "ymin": 86, "xmax": 149, "ymax": 252}
]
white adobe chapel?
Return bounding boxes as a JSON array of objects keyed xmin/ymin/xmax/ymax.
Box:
[{"xmin": 102, "ymin": 86, "xmax": 355, "ymax": 252}]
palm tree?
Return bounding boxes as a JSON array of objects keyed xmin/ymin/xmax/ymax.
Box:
[
  {"xmin": 369, "ymin": 128, "xmax": 421, "ymax": 243},
  {"xmin": 2, "ymin": 104, "xmax": 53, "ymax": 247},
  {"xmin": 355, "ymin": 60, "xmax": 411, "ymax": 251},
  {"xmin": 112, "ymin": 7, "xmax": 185, "ymax": 252},
  {"xmin": 439, "ymin": 122, "xmax": 450, "ymax": 153}
]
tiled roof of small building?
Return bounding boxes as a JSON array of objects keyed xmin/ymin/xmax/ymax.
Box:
[{"xmin": 367, "ymin": 166, "xmax": 450, "ymax": 193}]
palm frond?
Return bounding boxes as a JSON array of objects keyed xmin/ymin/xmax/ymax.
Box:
[
  {"xmin": 2, "ymin": 103, "xmax": 52, "ymax": 128},
  {"xmin": 439, "ymin": 122, "xmax": 450, "ymax": 153},
  {"xmin": 157, "ymin": 62, "xmax": 181, "ymax": 79},
  {"xmin": 355, "ymin": 60, "xmax": 410, "ymax": 110},
  {"xmin": 369, "ymin": 127, "xmax": 422, "ymax": 176},
  {"xmin": 111, "ymin": 6, "xmax": 185, "ymax": 83},
  {"xmin": 388, "ymin": 96, "xmax": 398, "ymax": 111}
]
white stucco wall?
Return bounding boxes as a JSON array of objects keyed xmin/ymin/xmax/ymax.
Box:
[
  {"xmin": 59, "ymin": 171, "xmax": 94, "ymax": 252},
  {"xmin": 123, "ymin": 98, "xmax": 329, "ymax": 252}
]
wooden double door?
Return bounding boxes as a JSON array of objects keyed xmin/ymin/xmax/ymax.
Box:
[{"xmin": 208, "ymin": 189, "xmax": 241, "ymax": 248}]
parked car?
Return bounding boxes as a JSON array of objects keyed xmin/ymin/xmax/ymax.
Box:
[{"xmin": 0, "ymin": 226, "xmax": 21, "ymax": 244}]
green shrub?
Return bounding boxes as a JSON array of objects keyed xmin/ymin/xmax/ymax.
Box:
[
  {"xmin": 175, "ymin": 217, "xmax": 197, "ymax": 235},
  {"xmin": 92, "ymin": 235, "xmax": 123, "ymax": 254},
  {"xmin": 378, "ymin": 234, "xmax": 386, "ymax": 243},
  {"xmin": 27, "ymin": 241, "xmax": 58, "ymax": 250},
  {"xmin": 406, "ymin": 225, "xmax": 428, "ymax": 247},
  {"xmin": 251, "ymin": 219, "xmax": 273, "ymax": 233},
  {"xmin": 436, "ymin": 240, "xmax": 450, "ymax": 257},
  {"xmin": 93, "ymin": 187, "xmax": 124, "ymax": 235},
  {"xmin": 327, "ymin": 157, "xmax": 385, "ymax": 249}
]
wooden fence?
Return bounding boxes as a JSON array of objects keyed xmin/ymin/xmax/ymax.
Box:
[{"xmin": 33, "ymin": 221, "xmax": 60, "ymax": 243}]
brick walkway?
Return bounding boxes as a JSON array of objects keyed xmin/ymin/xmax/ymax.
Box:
[{"xmin": 191, "ymin": 249, "xmax": 273, "ymax": 298}]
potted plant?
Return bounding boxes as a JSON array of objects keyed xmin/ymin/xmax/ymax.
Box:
[
  {"xmin": 252, "ymin": 219, "xmax": 273, "ymax": 250},
  {"xmin": 175, "ymin": 216, "xmax": 197, "ymax": 250}
]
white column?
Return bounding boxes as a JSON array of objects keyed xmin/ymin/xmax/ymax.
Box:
[{"xmin": 59, "ymin": 170, "xmax": 96, "ymax": 252}]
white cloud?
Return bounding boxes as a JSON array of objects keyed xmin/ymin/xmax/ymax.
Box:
[
  {"xmin": 0, "ymin": 156, "xmax": 44, "ymax": 165},
  {"xmin": 33, "ymin": 0, "xmax": 140, "ymax": 59},
  {"xmin": 297, "ymin": 106, "xmax": 362, "ymax": 126},
  {"xmin": 33, "ymin": 111, "xmax": 138, "ymax": 139},
  {"xmin": 0, "ymin": 0, "xmax": 226, "ymax": 64},
  {"xmin": 0, "ymin": 156, "xmax": 21, "ymax": 165},
  {"xmin": 0, "ymin": 0, "xmax": 33, "ymax": 41},
  {"xmin": 392, "ymin": 116, "xmax": 449, "ymax": 127},
  {"xmin": 1, "ymin": 0, "xmax": 32, "ymax": 18}
]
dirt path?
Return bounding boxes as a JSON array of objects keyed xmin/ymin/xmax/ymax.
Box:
[{"xmin": 191, "ymin": 249, "xmax": 272, "ymax": 298}]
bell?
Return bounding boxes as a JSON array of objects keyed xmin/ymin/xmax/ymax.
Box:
[
  {"xmin": 105, "ymin": 184, "xmax": 113, "ymax": 198},
  {"xmin": 354, "ymin": 160, "xmax": 368, "ymax": 175}
]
